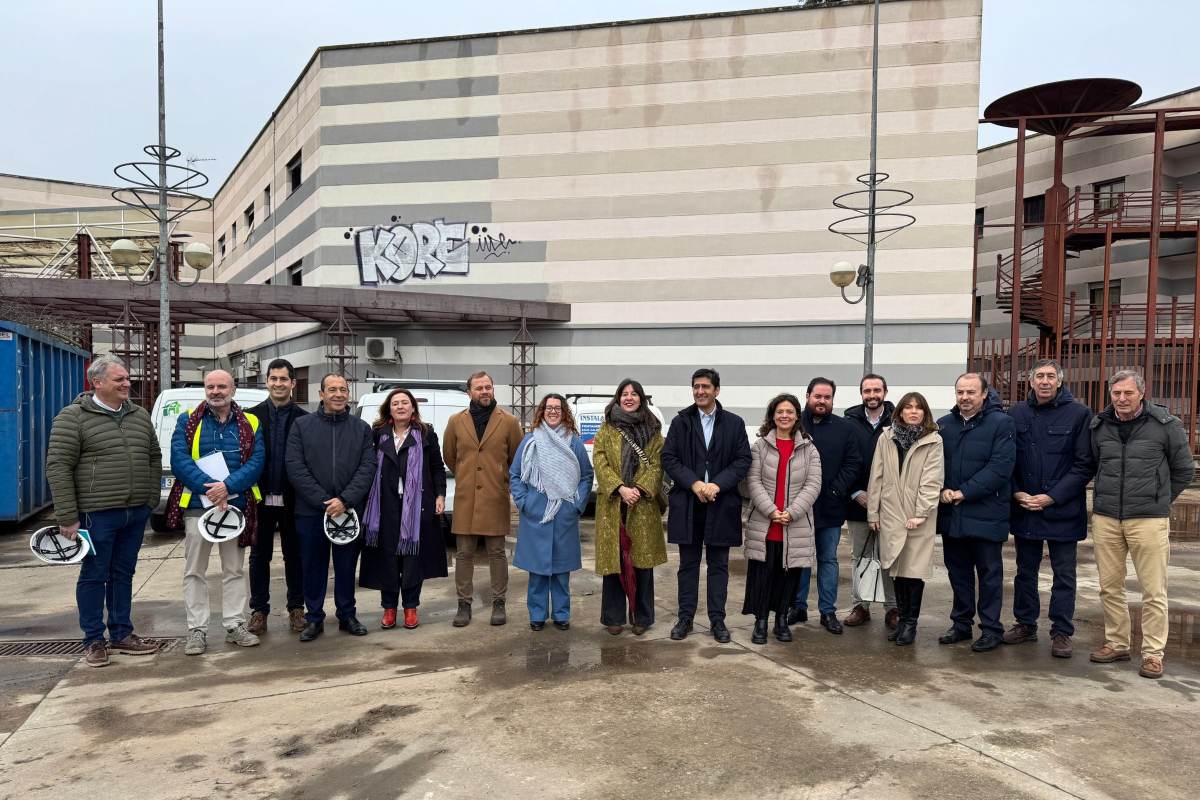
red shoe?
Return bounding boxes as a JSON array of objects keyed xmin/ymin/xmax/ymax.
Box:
[
  {"xmin": 403, "ymin": 608, "xmax": 419, "ymax": 629},
  {"xmin": 381, "ymin": 608, "xmax": 397, "ymax": 629}
]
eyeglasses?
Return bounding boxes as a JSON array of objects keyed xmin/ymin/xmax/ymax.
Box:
[{"xmin": 544, "ymin": 407, "xmax": 563, "ymax": 415}]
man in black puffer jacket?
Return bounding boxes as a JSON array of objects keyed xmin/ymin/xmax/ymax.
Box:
[
  {"xmin": 1088, "ymin": 369, "xmax": 1194, "ymax": 680},
  {"xmin": 936, "ymin": 374, "xmax": 1015, "ymax": 653},
  {"xmin": 286, "ymin": 373, "xmax": 376, "ymax": 642}
]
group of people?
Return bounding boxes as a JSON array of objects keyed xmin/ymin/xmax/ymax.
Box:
[{"xmin": 46, "ymin": 355, "xmax": 1192, "ymax": 680}]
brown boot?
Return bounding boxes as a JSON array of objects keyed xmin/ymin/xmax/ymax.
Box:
[
  {"xmin": 884, "ymin": 608, "xmax": 900, "ymax": 631},
  {"xmin": 247, "ymin": 611, "xmax": 268, "ymax": 636},
  {"xmin": 288, "ymin": 608, "xmax": 306, "ymax": 633},
  {"xmin": 843, "ymin": 604, "xmax": 870, "ymax": 627},
  {"xmin": 1051, "ymin": 634, "xmax": 1073, "ymax": 658}
]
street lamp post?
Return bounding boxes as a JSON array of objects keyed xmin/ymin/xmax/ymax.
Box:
[
  {"xmin": 110, "ymin": 0, "xmax": 212, "ymax": 395},
  {"xmin": 826, "ymin": 0, "xmax": 913, "ymax": 375}
]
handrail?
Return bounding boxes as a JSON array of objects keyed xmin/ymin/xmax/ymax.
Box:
[{"xmin": 1066, "ymin": 187, "xmax": 1200, "ymax": 230}]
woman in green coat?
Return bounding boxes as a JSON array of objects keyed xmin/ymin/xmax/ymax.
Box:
[{"xmin": 593, "ymin": 379, "xmax": 667, "ymax": 635}]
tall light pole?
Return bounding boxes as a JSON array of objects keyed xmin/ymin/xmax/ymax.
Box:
[
  {"xmin": 155, "ymin": 0, "xmax": 170, "ymax": 391},
  {"xmin": 110, "ymin": 0, "xmax": 212, "ymax": 396},
  {"xmin": 828, "ymin": 0, "xmax": 913, "ymax": 375}
]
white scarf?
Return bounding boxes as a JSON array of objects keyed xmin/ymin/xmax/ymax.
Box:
[{"xmin": 520, "ymin": 424, "xmax": 580, "ymax": 523}]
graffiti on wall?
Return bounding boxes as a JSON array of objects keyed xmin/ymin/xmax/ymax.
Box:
[{"xmin": 351, "ymin": 217, "xmax": 521, "ymax": 285}]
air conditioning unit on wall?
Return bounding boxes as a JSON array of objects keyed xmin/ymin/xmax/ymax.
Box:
[
  {"xmin": 365, "ymin": 337, "xmax": 400, "ymax": 363},
  {"xmin": 243, "ymin": 352, "xmax": 260, "ymax": 374}
]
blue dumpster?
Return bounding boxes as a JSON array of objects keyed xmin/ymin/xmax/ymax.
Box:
[{"xmin": 0, "ymin": 321, "xmax": 88, "ymax": 523}]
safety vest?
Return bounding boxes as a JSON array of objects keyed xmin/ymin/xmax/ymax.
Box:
[{"xmin": 179, "ymin": 412, "xmax": 263, "ymax": 508}]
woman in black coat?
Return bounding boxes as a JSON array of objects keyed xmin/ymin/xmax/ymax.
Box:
[{"xmin": 359, "ymin": 388, "xmax": 448, "ymax": 630}]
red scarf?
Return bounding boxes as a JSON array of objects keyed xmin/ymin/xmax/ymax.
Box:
[{"xmin": 166, "ymin": 401, "xmax": 258, "ymax": 546}]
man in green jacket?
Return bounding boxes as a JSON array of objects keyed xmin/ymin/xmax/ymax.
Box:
[{"xmin": 46, "ymin": 355, "xmax": 162, "ymax": 667}]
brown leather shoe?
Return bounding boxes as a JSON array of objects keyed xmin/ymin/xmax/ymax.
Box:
[
  {"xmin": 109, "ymin": 633, "xmax": 160, "ymax": 655},
  {"xmin": 1089, "ymin": 644, "xmax": 1131, "ymax": 663},
  {"xmin": 1139, "ymin": 655, "xmax": 1164, "ymax": 678},
  {"xmin": 247, "ymin": 611, "xmax": 268, "ymax": 636},
  {"xmin": 1051, "ymin": 634, "xmax": 1073, "ymax": 659},
  {"xmin": 843, "ymin": 604, "xmax": 871, "ymax": 627},
  {"xmin": 84, "ymin": 640, "xmax": 109, "ymax": 668},
  {"xmin": 288, "ymin": 608, "xmax": 306, "ymax": 633},
  {"xmin": 884, "ymin": 608, "xmax": 900, "ymax": 631},
  {"xmin": 1002, "ymin": 623, "xmax": 1037, "ymax": 644}
]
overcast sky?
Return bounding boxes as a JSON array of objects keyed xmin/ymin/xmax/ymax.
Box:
[{"xmin": 1, "ymin": 0, "xmax": 1195, "ymax": 188}]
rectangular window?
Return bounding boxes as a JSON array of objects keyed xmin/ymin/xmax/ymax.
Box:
[
  {"xmin": 1089, "ymin": 280, "xmax": 1122, "ymax": 310},
  {"xmin": 217, "ymin": 235, "xmax": 226, "ymax": 259},
  {"xmin": 1022, "ymin": 195, "xmax": 1045, "ymax": 226},
  {"xmin": 243, "ymin": 203, "xmax": 255, "ymax": 234},
  {"xmin": 288, "ymin": 260, "xmax": 303, "ymax": 286},
  {"xmin": 287, "ymin": 150, "xmax": 302, "ymax": 195},
  {"xmin": 230, "ymin": 221, "xmax": 237, "ymax": 248},
  {"xmin": 293, "ymin": 366, "xmax": 309, "ymax": 404},
  {"xmin": 974, "ymin": 207, "xmax": 985, "ymax": 240},
  {"xmin": 973, "ymin": 295, "xmax": 982, "ymax": 325},
  {"xmin": 1093, "ymin": 177, "xmax": 1125, "ymax": 213},
  {"xmin": 263, "ymin": 185, "xmax": 272, "ymax": 218}
]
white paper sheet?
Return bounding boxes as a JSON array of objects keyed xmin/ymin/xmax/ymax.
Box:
[{"xmin": 194, "ymin": 452, "xmax": 238, "ymax": 508}]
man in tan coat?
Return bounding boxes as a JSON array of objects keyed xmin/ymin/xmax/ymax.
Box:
[{"xmin": 443, "ymin": 372, "xmax": 524, "ymax": 626}]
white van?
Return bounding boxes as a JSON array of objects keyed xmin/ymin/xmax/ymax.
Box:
[
  {"xmin": 566, "ymin": 393, "xmax": 666, "ymax": 504},
  {"xmin": 149, "ymin": 386, "xmax": 269, "ymax": 532},
  {"xmin": 354, "ymin": 380, "xmax": 470, "ymax": 536}
]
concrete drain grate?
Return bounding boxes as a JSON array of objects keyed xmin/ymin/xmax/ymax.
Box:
[{"xmin": 0, "ymin": 638, "xmax": 178, "ymax": 657}]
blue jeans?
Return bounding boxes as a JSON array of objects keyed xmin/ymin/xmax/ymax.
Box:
[
  {"xmin": 296, "ymin": 515, "xmax": 360, "ymax": 624},
  {"xmin": 1012, "ymin": 536, "xmax": 1077, "ymax": 637},
  {"xmin": 527, "ymin": 572, "xmax": 571, "ymax": 623},
  {"xmin": 794, "ymin": 526, "xmax": 842, "ymax": 615},
  {"xmin": 77, "ymin": 506, "xmax": 150, "ymax": 645}
]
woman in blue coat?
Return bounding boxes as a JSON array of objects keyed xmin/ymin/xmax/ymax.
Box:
[{"xmin": 510, "ymin": 394, "xmax": 593, "ymax": 631}]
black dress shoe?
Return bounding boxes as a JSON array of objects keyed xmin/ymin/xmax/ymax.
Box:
[
  {"xmin": 820, "ymin": 613, "xmax": 843, "ymax": 635},
  {"xmin": 971, "ymin": 633, "xmax": 1003, "ymax": 652},
  {"xmin": 553, "ymin": 621, "xmax": 570, "ymax": 631},
  {"xmin": 298, "ymin": 622, "xmax": 323, "ymax": 642},
  {"xmin": 938, "ymin": 627, "xmax": 972, "ymax": 645},
  {"xmin": 786, "ymin": 605, "xmax": 808, "ymax": 625},
  {"xmin": 669, "ymin": 618, "xmax": 693, "ymax": 641},
  {"xmin": 774, "ymin": 615, "xmax": 793, "ymax": 643},
  {"xmin": 711, "ymin": 621, "xmax": 731, "ymax": 643},
  {"xmin": 751, "ymin": 618, "xmax": 769, "ymax": 645},
  {"xmin": 338, "ymin": 616, "xmax": 368, "ymax": 636},
  {"xmin": 529, "ymin": 621, "xmax": 546, "ymax": 631}
]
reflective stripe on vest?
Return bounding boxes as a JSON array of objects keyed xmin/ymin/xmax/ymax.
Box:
[{"xmin": 180, "ymin": 412, "xmax": 263, "ymax": 507}]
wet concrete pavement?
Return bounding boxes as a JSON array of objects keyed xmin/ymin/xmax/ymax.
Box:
[{"xmin": 0, "ymin": 514, "xmax": 1197, "ymax": 800}]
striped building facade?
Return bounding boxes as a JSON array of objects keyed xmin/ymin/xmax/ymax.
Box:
[{"xmin": 213, "ymin": 0, "xmax": 982, "ymax": 419}]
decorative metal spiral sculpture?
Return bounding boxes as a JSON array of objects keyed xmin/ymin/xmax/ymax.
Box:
[{"xmin": 827, "ymin": 172, "xmax": 916, "ymax": 245}]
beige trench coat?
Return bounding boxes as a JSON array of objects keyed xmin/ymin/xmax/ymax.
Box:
[
  {"xmin": 866, "ymin": 428, "xmax": 944, "ymax": 579},
  {"xmin": 442, "ymin": 406, "xmax": 524, "ymax": 536}
]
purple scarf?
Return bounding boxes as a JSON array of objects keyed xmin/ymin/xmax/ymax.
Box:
[{"xmin": 363, "ymin": 426, "xmax": 425, "ymax": 555}]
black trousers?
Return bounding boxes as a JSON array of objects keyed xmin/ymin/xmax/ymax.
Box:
[
  {"xmin": 600, "ymin": 569, "xmax": 656, "ymax": 627},
  {"xmin": 248, "ymin": 505, "xmax": 304, "ymax": 615},
  {"xmin": 943, "ymin": 536, "xmax": 1004, "ymax": 637},
  {"xmin": 1012, "ymin": 535, "xmax": 1078, "ymax": 637}
]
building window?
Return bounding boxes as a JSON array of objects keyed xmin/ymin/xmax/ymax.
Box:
[
  {"xmin": 293, "ymin": 366, "xmax": 309, "ymax": 404},
  {"xmin": 287, "ymin": 150, "xmax": 302, "ymax": 195},
  {"xmin": 1089, "ymin": 280, "xmax": 1122, "ymax": 310},
  {"xmin": 974, "ymin": 207, "xmax": 985, "ymax": 240},
  {"xmin": 973, "ymin": 295, "xmax": 982, "ymax": 326},
  {"xmin": 230, "ymin": 221, "xmax": 237, "ymax": 248},
  {"xmin": 263, "ymin": 185, "xmax": 272, "ymax": 218},
  {"xmin": 244, "ymin": 204, "xmax": 255, "ymax": 234},
  {"xmin": 1022, "ymin": 195, "xmax": 1045, "ymax": 226},
  {"xmin": 288, "ymin": 260, "xmax": 303, "ymax": 286},
  {"xmin": 217, "ymin": 234, "xmax": 226, "ymax": 259},
  {"xmin": 1093, "ymin": 177, "xmax": 1125, "ymax": 213}
]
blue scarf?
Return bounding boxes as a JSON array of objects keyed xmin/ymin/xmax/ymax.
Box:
[{"xmin": 363, "ymin": 426, "xmax": 425, "ymax": 554}]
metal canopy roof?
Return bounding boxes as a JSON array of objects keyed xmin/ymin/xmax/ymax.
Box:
[
  {"xmin": 983, "ymin": 78, "xmax": 1143, "ymax": 136},
  {"xmin": 0, "ymin": 277, "xmax": 570, "ymax": 326}
]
